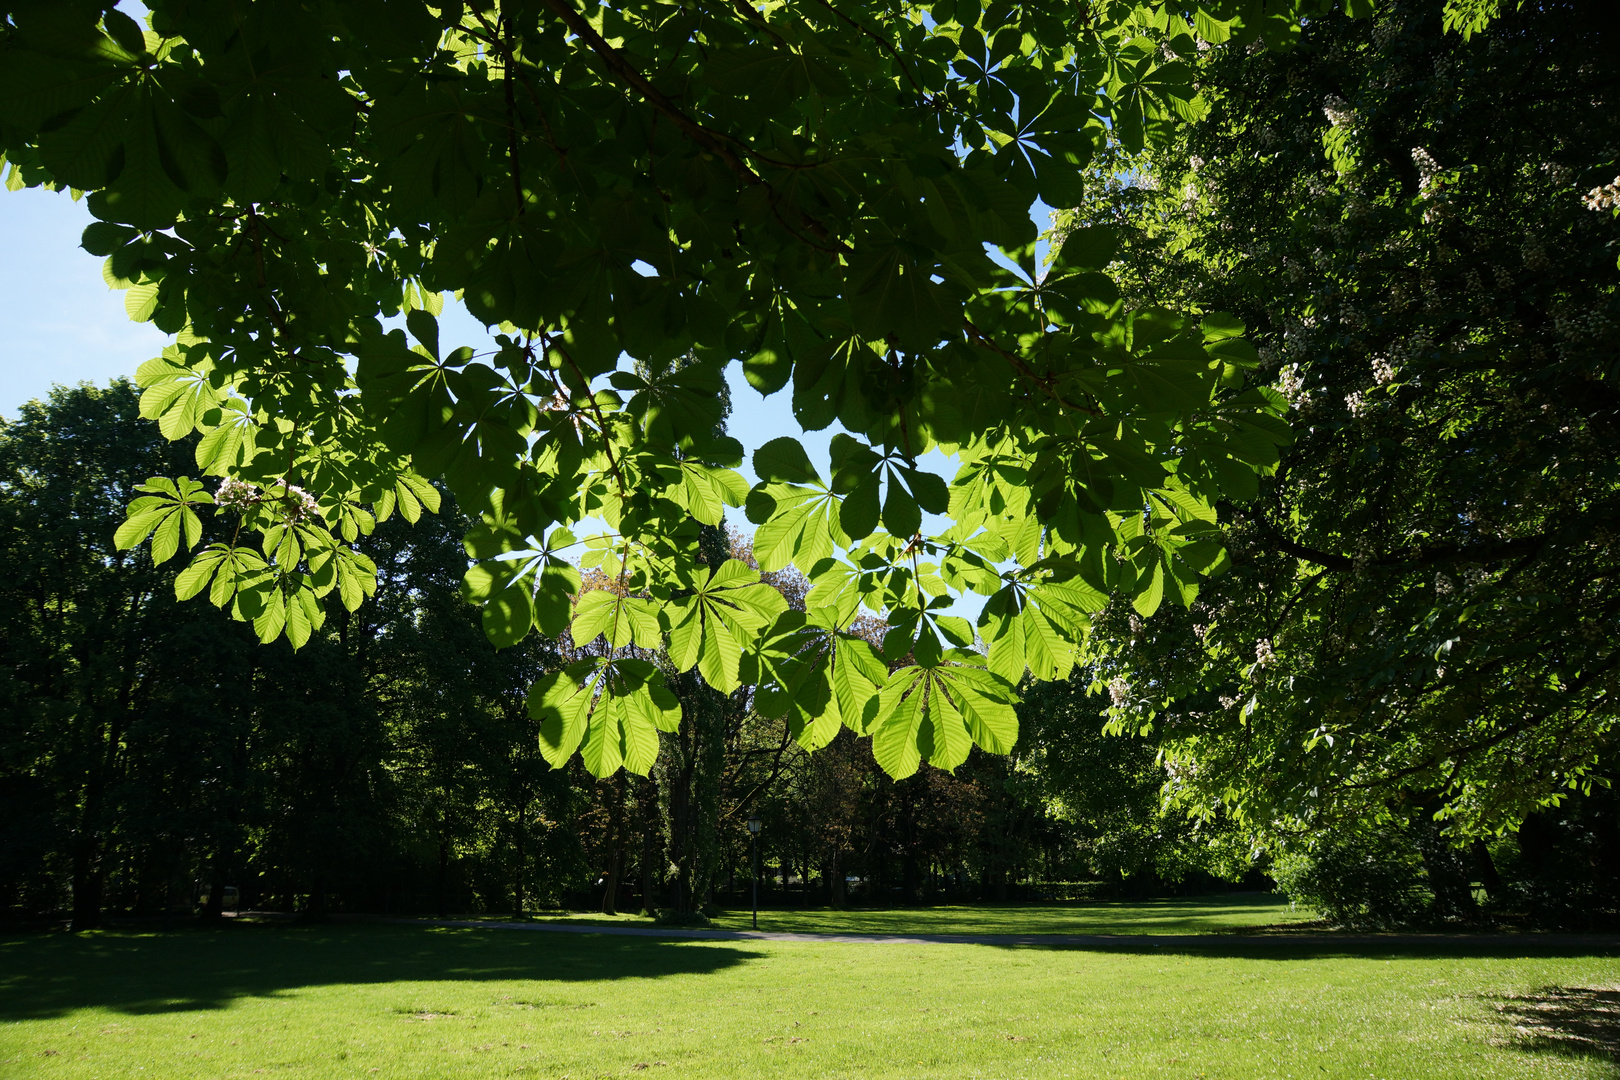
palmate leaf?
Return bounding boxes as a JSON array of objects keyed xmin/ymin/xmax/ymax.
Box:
[
  {"xmin": 868, "ymin": 653, "xmax": 1019, "ymax": 779},
  {"xmin": 194, "ymin": 397, "xmax": 260, "ymax": 475},
  {"xmin": 665, "ymin": 559, "xmax": 790, "ymax": 694},
  {"xmin": 463, "ymin": 526, "xmax": 581, "ymax": 648},
  {"xmin": 746, "ymin": 437, "xmax": 854, "ymax": 573},
  {"xmin": 115, "ymin": 475, "xmax": 211, "ymax": 565},
  {"xmin": 373, "ymin": 471, "xmax": 442, "ymax": 525},
  {"xmin": 530, "ymin": 657, "xmax": 682, "ymax": 778},
  {"xmin": 137, "ymin": 349, "xmax": 222, "ymax": 441},
  {"xmin": 753, "ymin": 609, "xmax": 887, "ymax": 749}
]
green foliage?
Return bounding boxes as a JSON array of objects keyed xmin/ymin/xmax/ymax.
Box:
[
  {"xmin": 0, "ymin": 0, "xmax": 1372, "ymax": 777},
  {"xmin": 1078, "ymin": 0, "xmax": 1620, "ymax": 842},
  {"xmin": 1270, "ymin": 828, "xmax": 1432, "ymax": 931}
]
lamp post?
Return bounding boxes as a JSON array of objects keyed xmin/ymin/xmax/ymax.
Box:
[{"xmin": 746, "ymin": 815, "xmax": 762, "ymax": 931}]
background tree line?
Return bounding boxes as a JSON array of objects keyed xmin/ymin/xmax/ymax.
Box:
[{"xmin": 0, "ymin": 382, "xmax": 1239, "ymax": 930}]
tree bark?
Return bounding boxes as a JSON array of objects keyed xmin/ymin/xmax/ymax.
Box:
[
  {"xmin": 436, "ymin": 833, "xmax": 450, "ymax": 920},
  {"xmin": 638, "ymin": 776, "xmax": 660, "ymax": 914},
  {"xmin": 602, "ymin": 774, "xmax": 626, "ymax": 915}
]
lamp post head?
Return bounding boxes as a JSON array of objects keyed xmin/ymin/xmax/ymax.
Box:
[{"xmin": 746, "ymin": 815, "xmax": 762, "ymax": 835}]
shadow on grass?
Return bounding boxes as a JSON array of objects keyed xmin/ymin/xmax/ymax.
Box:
[
  {"xmin": 0, "ymin": 922, "xmax": 760, "ymax": 1022},
  {"xmin": 1482, "ymin": 984, "xmax": 1620, "ymax": 1067}
]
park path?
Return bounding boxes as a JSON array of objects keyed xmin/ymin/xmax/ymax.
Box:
[{"xmin": 406, "ymin": 917, "xmax": 1620, "ymax": 949}]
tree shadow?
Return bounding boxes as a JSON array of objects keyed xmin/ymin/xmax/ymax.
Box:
[
  {"xmin": 0, "ymin": 922, "xmax": 760, "ymax": 1022},
  {"xmin": 1479, "ymin": 985, "xmax": 1620, "ymax": 1070}
]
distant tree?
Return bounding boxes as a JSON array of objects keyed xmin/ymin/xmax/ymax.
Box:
[{"xmin": 0, "ymin": 381, "xmax": 204, "ymax": 927}]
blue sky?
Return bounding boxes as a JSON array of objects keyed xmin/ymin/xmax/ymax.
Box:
[{"xmin": 0, "ymin": 187, "xmax": 170, "ymax": 417}]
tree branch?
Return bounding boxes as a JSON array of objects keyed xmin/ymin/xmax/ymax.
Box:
[
  {"xmin": 964, "ymin": 318, "xmax": 1104, "ymax": 417},
  {"xmin": 810, "ymin": 0, "xmax": 923, "ymax": 96},
  {"xmin": 537, "ymin": 0, "xmax": 765, "ymax": 189}
]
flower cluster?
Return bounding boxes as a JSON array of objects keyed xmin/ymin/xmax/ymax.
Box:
[
  {"xmin": 1584, "ymin": 177, "xmax": 1620, "ymax": 213},
  {"xmin": 1279, "ymin": 364, "xmax": 1308, "ymax": 410},
  {"xmin": 1411, "ymin": 147, "xmax": 1442, "ymax": 195},
  {"xmin": 1345, "ymin": 390, "xmax": 1368, "ymax": 418},
  {"xmin": 280, "ymin": 484, "xmax": 320, "ymax": 524},
  {"xmin": 1370, "ymin": 356, "xmax": 1396, "ymax": 384},
  {"xmin": 1254, "ymin": 639, "xmax": 1276, "ymax": 667},
  {"xmin": 215, "ymin": 477, "xmax": 262, "ymax": 514},
  {"xmin": 1322, "ymin": 95, "xmax": 1355, "ymax": 128},
  {"xmin": 1108, "ymin": 677, "xmax": 1130, "ymax": 707}
]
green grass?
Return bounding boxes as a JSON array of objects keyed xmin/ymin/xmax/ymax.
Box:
[
  {"xmin": 483, "ymin": 892, "xmax": 1318, "ymax": 936},
  {"xmin": 706, "ymin": 892, "xmax": 1319, "ymax": 935},
  {"xmin": 1, "ymin": 922, "xmax": 1617, "ymax": 1079}
]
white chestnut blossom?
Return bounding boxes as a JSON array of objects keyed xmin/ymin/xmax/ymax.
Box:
[
  {"xmin": 1584, "ymin": 177, "xmax": 1620, "ymax": 212},
  {"xmin": 281, "ymin": 484, "xmax": 320, "ymax": 524},
  {"xmin": 1411, "ymin": 147, "xmax": 1442, "ymax": 195},
  {"xmin": 215, "ymin": 477, "xmax": 261, "ymax": 514},
  {"xmin": 1323, "ymin": 95, "xmax": 1355, "ymax": 128}
]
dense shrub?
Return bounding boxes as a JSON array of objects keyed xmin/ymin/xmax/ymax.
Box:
[{"xmin": 1271, "ymin": 828, "xmax": 1431, "ymax": 930}]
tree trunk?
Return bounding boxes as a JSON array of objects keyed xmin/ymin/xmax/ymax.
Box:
[
  {"xmin": 203, "ymin": 878, "xmax": 225, "ymax": 922},
  {"xmin": 602, "ymin": 775, "xmax": 627, "ymax": 915},
  {"xmin": 436, "ymin": 834, "xmax": 450, "ymax": 920},
  {"xmin": 1471, "ymin": 838, "xmax": 1502, "ymax": 906},
  {"xmin": 70, "ymin": 843, "xmax": 103, "ymax": 931},
  {"xmin": 638, "ymin": 776, "xmax": 660, "ymax": 914},
  {"xmin": 829, "ymin": 848, "xmax": 846, "ymax": 909},
  {"xmin": 512, "ymin": 777, "xmax": 528, "ymax": 919},
  {"xmin": 1413, "ymin": 807, "xmax": 1478, "ymax": 922}
]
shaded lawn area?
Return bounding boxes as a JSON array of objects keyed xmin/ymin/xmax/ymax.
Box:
[
  {"xmin": 1, "ymin": 924, "xmax": 1618, "ymax": 1079},
  {"xmin": 493, "ymin": 891, "xmax": 1318, "ymax": 936}
]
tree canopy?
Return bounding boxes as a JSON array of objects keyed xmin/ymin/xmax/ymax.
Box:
[
  {"xmin": 1076, "ymin": 0, "xmax": 1620, "ymax": 845},
  {"xmin": 0, "ymin": 0, "xmax": 1374, "ymax": 779}
]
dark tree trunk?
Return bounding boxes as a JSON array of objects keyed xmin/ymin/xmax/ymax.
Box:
[
  {"xmin": 829, "ymin": 848, "xmax": 846, "ymax": 909},
  {"xmin": 306, "ymin": 873, "xmax": 328, "ymax": 921},
  {"xmin": 602, "ymin": 775, "xmax": 626, "ymax": 915},
  {"xmin": 70, "ymin": 844, "xmax": 104, "ymax": 931},
  {"xmin": 202, "ymin": 878, "xmax": 225, "ymax": 922},
  {"xmin": 513, "ymin": 790, "xmax": 527, "ymax": 919},
  {"xmin": 436, "ymin": 835, "xmax": 450, "ymax": 920},
  {"xmin": 1471, "ymin": 838, "xmax": 1503, "ymax": 905},
  {"xmin": 1413, "ymin": 807, "xmax": 1479, "ymax": 921},
  {"xmin": 638, "ymin": 776, "xmax": 660, "ymax": 914}
]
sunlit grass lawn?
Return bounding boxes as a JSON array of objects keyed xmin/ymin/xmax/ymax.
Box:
[
  {"xmin": 2, "ymin": 922, "xmax": 1617, "ymax": 1079},
  {"xmin": 711, "ymin": 892, "xmax": 1321, "ymax": 935},
  {"xmin": 509, "ymin": 892, "xmax": 1319, "ymax": 936}
]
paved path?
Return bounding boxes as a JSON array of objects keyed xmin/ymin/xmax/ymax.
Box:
[{"xmin": 408, "ymin": 918, "xmax": 1620, "ymax": 949}]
